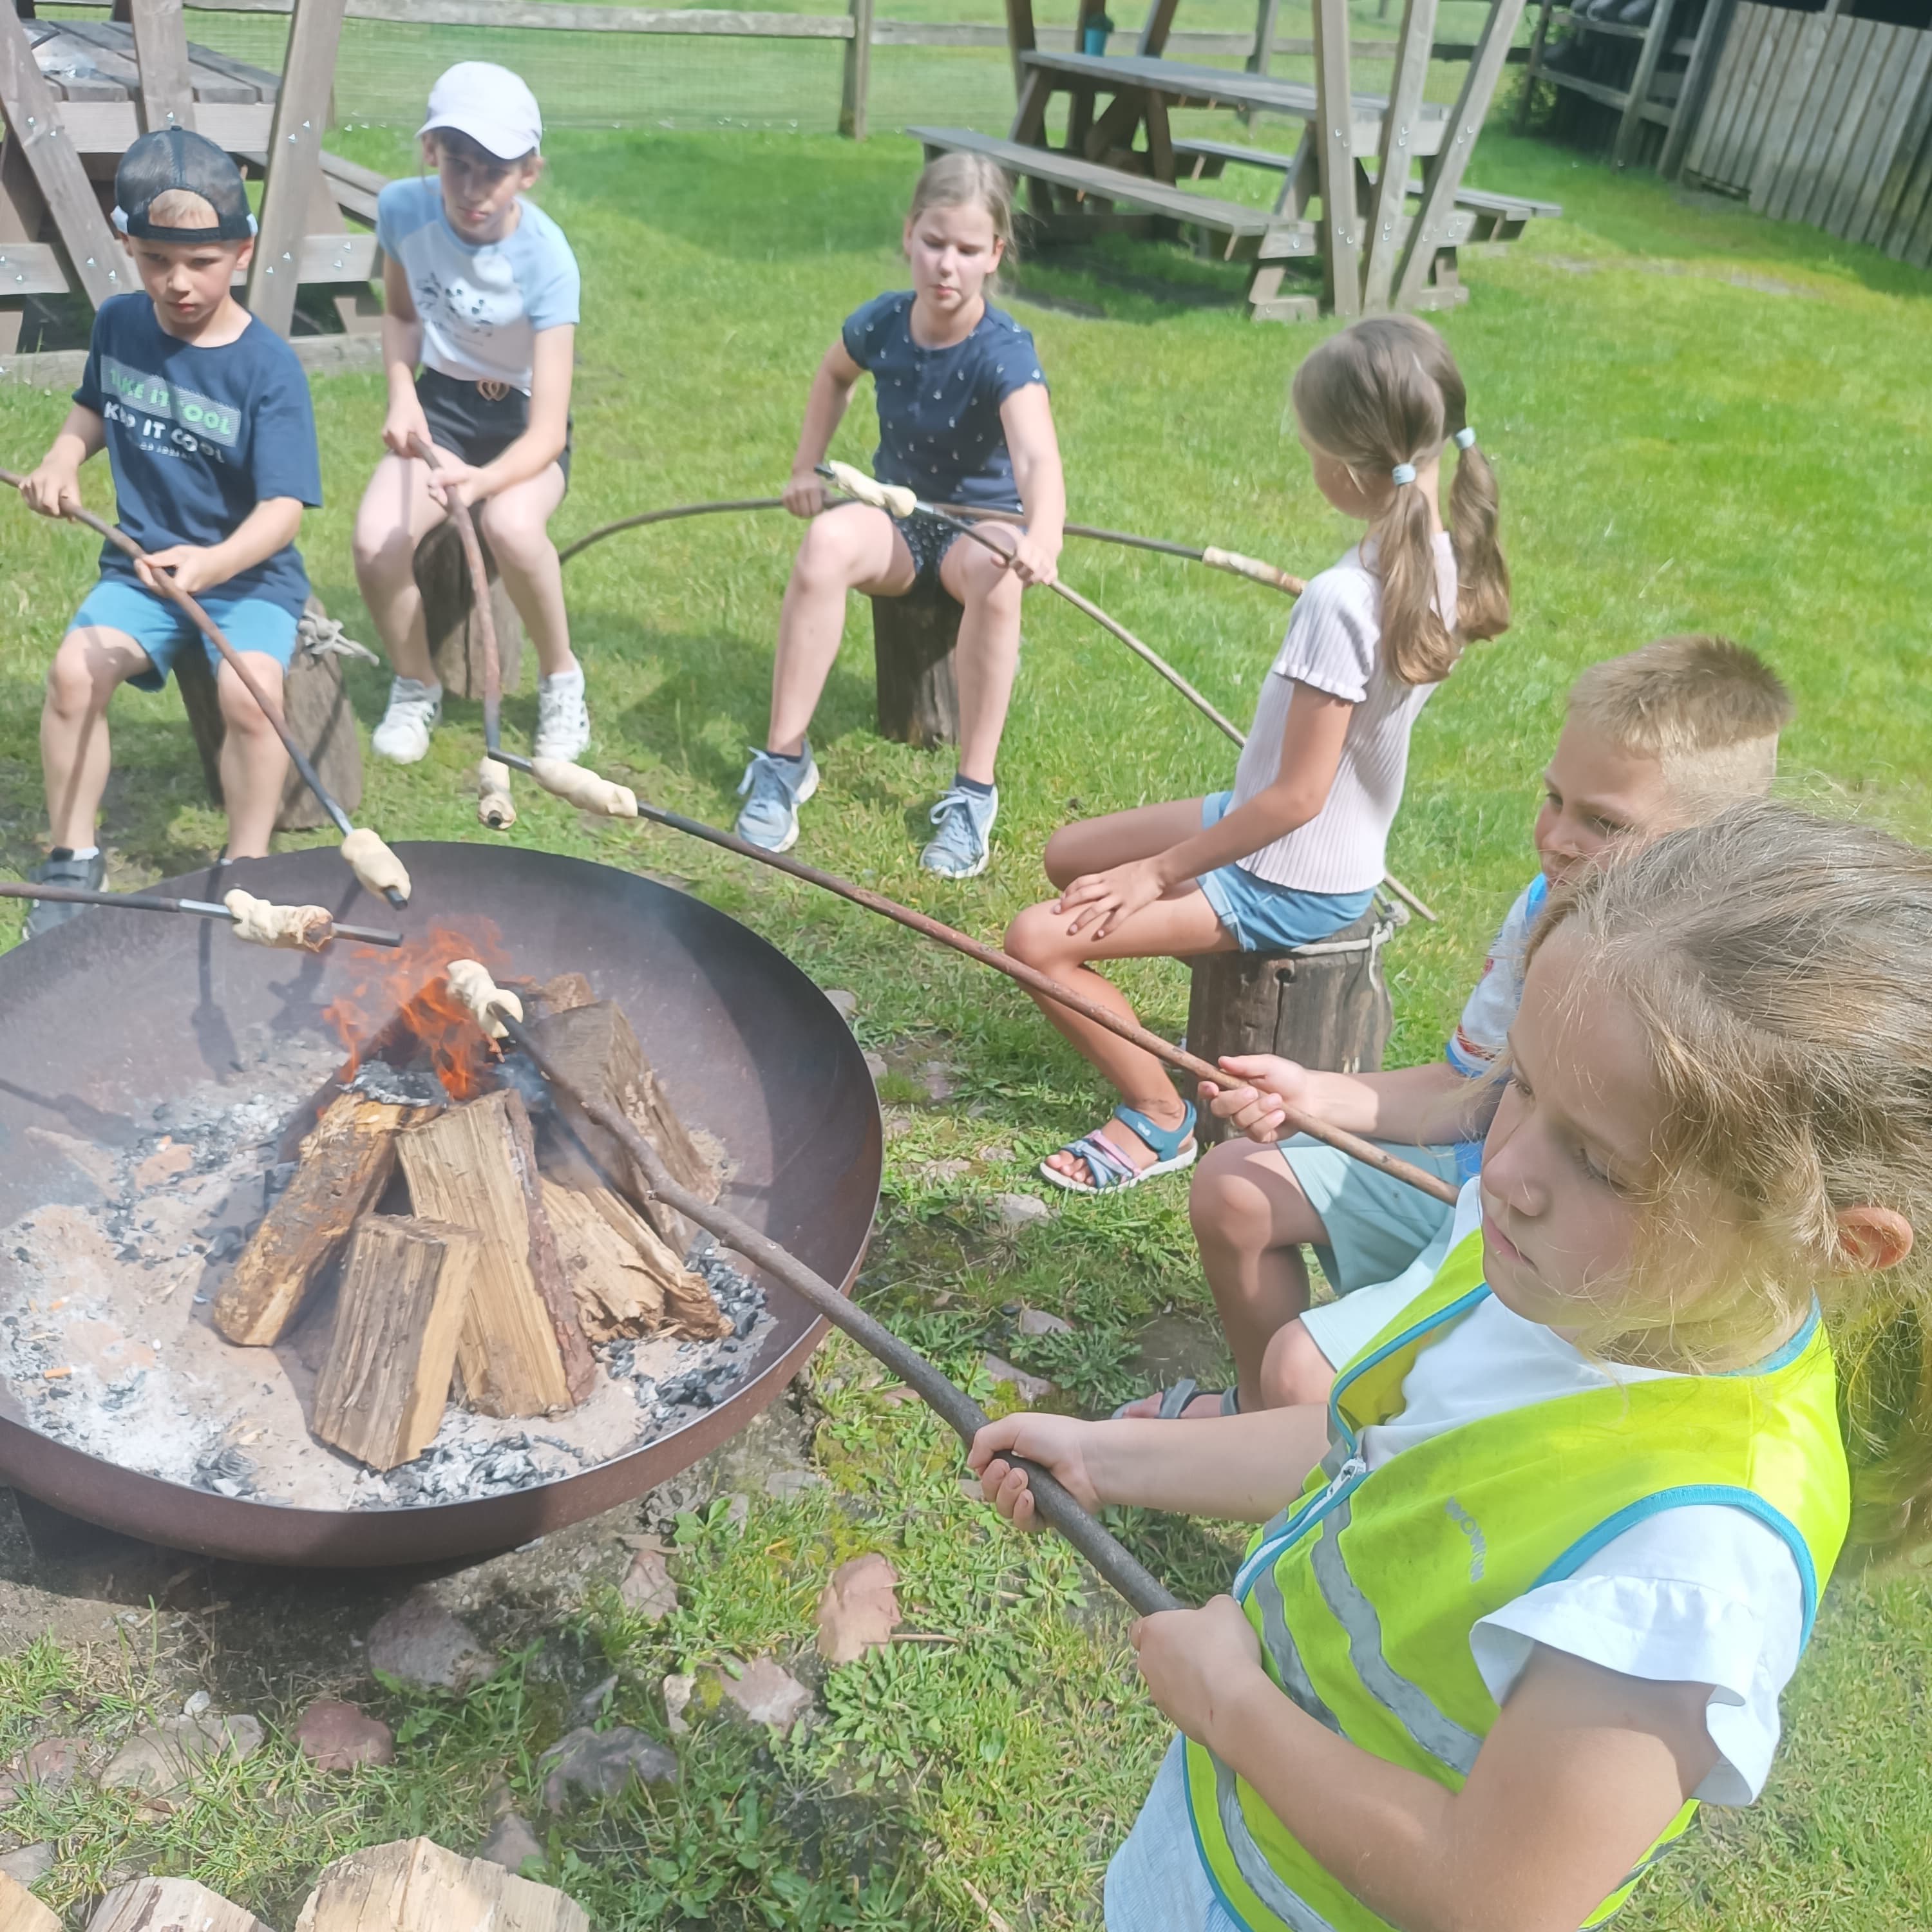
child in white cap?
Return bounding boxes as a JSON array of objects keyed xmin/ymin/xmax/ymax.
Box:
[{"xmin": 353, "ymin": 62, "xmax": 588, "ymax": 764}]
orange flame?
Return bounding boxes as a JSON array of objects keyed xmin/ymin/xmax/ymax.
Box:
[{"xmin": 324, "ymin": 920, "xmax": 510, "ymax": 1102}]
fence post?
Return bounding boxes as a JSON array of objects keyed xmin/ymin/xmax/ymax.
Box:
[{"xmin": 840, "ymin": 0, "xmax": 875, "ymax": 138}]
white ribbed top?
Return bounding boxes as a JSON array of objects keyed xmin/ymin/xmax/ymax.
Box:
[{"xmin": 1227, "ymin": 532, "xmax": 1457, "ymax": 894}]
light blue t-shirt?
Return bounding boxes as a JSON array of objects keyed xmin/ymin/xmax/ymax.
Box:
[{"xmin": 375, "ymin": 176, "xmax": 580, "ymax": 393}]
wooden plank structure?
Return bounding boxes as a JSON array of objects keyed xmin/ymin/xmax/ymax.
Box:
[
  {"xmin": 919, "ymin": 0, "xmax": 1551, "ymax": 319},
  {"xmin": 0, "ymin": 0, "xmax": 379, "ymax": 354},
  {"xmin": 1671, "ymin": 0, "xmax": 1932, "ymax": 264}
]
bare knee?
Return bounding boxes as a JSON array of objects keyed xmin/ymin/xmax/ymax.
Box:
[
  {"xmin": 954, "ymin": 542, "xmax": 1022, "ymax": 615},
  {"xmin": 477, "ymin": 499, "xmax": 556, "ymax": 576},
  {"xmin": 352, "ymin": 511, "xmax": 420, "ymax": 584},
  {"xmin": 45, "ymin": 639, "xmax": 116, "ymax": 720},
  {"xmin": 1261, "ymin": 1319, "xmax": 1336, "ymax": 1410},
  {"xmin": 1005, "ymin": 900, "xmax": 1072, "ymax": 969},
  {"xmin": 218, "ymin": 664, "xmax": 283, "ymax": 736},
  {"xmin": 791, "ymin": 516, "xmax": 870, "ymax": 594},
  {"xmin": 1189, "ymin": 1144, "xmax": 1278, "ymax": 1255}
]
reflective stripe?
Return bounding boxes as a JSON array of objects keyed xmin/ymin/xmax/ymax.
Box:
[
  {"xmin": 1212, "ymin": 1753, "xmax": 1340, "ymax": 1932},
  {"xmin": 1309, "ymin": 1495, "xmax": 1484, "ymax": 1777},
  {"xmin": 1254, "ymin": 1562, "xmax": 1341, "ymax": 1734}
]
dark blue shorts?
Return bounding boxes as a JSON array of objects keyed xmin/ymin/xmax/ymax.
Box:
[
  {"xmin": 69, "ymin": 576, "xmax": 299, "ymax": 692},
  {"xmin": 897, "ymin": 509, "xmax": 966, "ymax": 592},
  {"xmin": 417, "ymin": 367, "xmax": 573, "ymax": 490}
]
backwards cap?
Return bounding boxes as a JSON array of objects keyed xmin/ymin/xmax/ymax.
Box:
[
  {"xmin": 113, "ymin": 128, "xmax": 256, "ymax": 243},
  {"xmin": 418, "ymin": 63, "xmax": 544, "ymax": 161}
]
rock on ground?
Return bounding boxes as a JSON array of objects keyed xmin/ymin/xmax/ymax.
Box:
[
  {"xmin": 821, "ymin": 989, "xmax": 858, "ymax": 1021},
  {"xmin": 1018, "ymin": 1306, "xmax": 1073, "ymax": 1335},
  {"xmin": 982, "ymin": 1354, "xmax": 1052, "ymax": 1405},
  {"xmin": 21, "ymin": 1738, "xmax": 86, "ymax": 1789},
  {"xmin": 475, "ymin": 1812, "xmax": 545, "ymax": 1875},
  {"xmin": 616, "ymin": 1542, "xmax": 677, "ymax": 1624},
  {"xmin": 712, "ymin": 1658, "xmax": 811, "ymax": 1733},
  {"xmin": 293, "ymin": 1700, "xmax": 394, "ymax": 1771},
  {"xmin": 815, "ymin": 1554, "xmax": 900, "ymax": 1665},
  {"xmin": 0, "ymin": 1842, "xmax": 53, "ymax": 1884},
  {"xmin": 537, "ymin": 1726, "xmax": 679, "ymax": 1811},
  {"xmin": 100, "ymin": 1714, "xmax": 264, "ymax": 1795},
  {"xmin": 365, "ymin": 1597, "xmax": 497, "ymax": 1693},
  {"xmin": 994, "ymin": 1193, "xmax": 1053, "ymax": 1229}
]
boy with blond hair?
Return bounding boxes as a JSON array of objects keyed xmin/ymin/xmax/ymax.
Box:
[{"xmin": 1122, "ymin": 634, "xmax": 1796, "ymax": 1418}]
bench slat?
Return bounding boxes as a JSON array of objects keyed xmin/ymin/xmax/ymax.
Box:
[{"xmin": 1173, "ymin": 137, "xmax": 1562, "ymax": 220}]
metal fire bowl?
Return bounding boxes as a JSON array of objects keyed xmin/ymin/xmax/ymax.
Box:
[{"xmin": 0, "ymin": 842, "xmax": 882, "ymax": 1567}]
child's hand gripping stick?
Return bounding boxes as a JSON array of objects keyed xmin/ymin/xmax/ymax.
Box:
[
  {"xmin": 222, "ymin": 889, "xmax": 334, "ymax": 952},
  {"xmin": 446, "ymin": 960, "xmax": 522, "ymax": 1040},
  {"xmin": 478, "ymin": 757, "xmax": 517, "ymax": 830},
  {"xmin": 822, "ymin": 459, "xmax": 917, "ymax": 520},
  {"xmin": 531, "ymin": 759, "xmax": 638, "ymax": 818},
  {"xmin": 340, "ymin": 828, "xmax": 412, "ymax": 904}
]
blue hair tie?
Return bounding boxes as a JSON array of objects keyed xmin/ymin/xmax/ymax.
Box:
[
  {"xmin": 1453, "ymin": 426, "xmax": 1477, "ymax": 450},
  {"xmin": 1391, "ymin": 462, "xmax": 1417, "ymax": 486}
]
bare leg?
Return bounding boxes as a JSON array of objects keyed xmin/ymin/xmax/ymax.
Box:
[
  {"xmin": 477, "ymin": 466, "xmax": 573, "ymax": 678},
  {"xmin": 352, "ymin": 451, "xmax": 450, "ymax": 685},
  {"xmin": 1262, "ymin": 1318, "xmax": 1340, "ymax": 1409},
  {"xmin": 216, "ymin": 654, "xmax": 289, "ymax": 860},
  {"xmin": 768, "ymin": 504, "xmax": 913, "ymax": 756},
  {"xmin": 41, "ymin": 626, "xmax": 151, "ymax": 851},
  {"xmin": 938, "ymin": 526, "xmax": 1023, "ymax": 786}
]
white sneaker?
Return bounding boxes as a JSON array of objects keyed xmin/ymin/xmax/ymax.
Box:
[
  {"xmin": 534, "ymin": 665, "xmax": 591, "ymax": 762},
  {"xmin": 372, "ymin": 676, "xmax": 442, "ymax": 763}
]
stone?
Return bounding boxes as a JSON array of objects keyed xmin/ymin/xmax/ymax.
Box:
[
  {"xmin": 1018, "ymin": 1307, "xmax": 1073, "ymax": 1336},
  {"xmin": 822, "ymin": 989, "xmax": 858, "ymax": 1021},
  {"xmin": 616, "ymin": 1544, "xmax": 677, "ymax": 1624},
  {"xmin": 293, "ymin": 1700, "xmax": 395, "ymax": 1771},
  {"xmin": 723, "ymin": 1493, "xmax": 750, "ymax": 1532},
  {"xmin": 918, "ymin": 1061, "xmax": 957, "ymax": 1102},
  {"xmin": 815, "ymin": 1554, "xmax": 900, "ymax": 1665},
  {"xmin": 537, "ymin": 1726, "xmax": 679, "ymax": 1812},
  {"xmin": 475, "ymin": 1812, "xmax": 545, "ymax": 1876},
  {"xmin": 862, "ymin": 1052, "xmax": 887, "ymax": 1084},
  {"xmin": 661, "ymin": 1673, "xmax": 696, "ymax": 1736},
  {"xmin": 571, "ymin": 1676, "xmax": 620, "ymax": 1727},
  {"xmin": 100, "ymin": 1714, "xmax": 264, "ymax": 1794},
  {"xmin": 0, "ymin": 1842, "xmax": 53, "ymax": 1884},
  {"xmin": 21, "ymin": 1738, "xmax": 86, "ymax": 1790},
  {"xmin": 710, "ymin": 1658, "xmax": 811, "ymax": 1734},
  {"xmin": 981, "ymin": 1354, "xmax": 1052, "ymax": 1405},
  {"xmin": 366, "ymin": 1596, "xmax": 498, "ymax": 1693},
  {"xmin": 180, "ymin": 1690, "xmax": 211, "ymax": 1718},
  {"xmin": 993, "ymin": 1193, "xmax": 1052, "ymax": 1229},
  {"xmin": 919, "ymin": 1159, "xmax": 970, "ymax": 1184},
  {"xmin": 762, "ymin": 1468, "xmax": 827, "ymax": 1501},
  {"xmin": 133, "ymin": 1140, "xmax": 194, "ymax": 1189}
]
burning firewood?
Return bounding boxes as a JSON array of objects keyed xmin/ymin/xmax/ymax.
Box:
[
  {"xmin": 213, "ymin": 1094, "xmax": 427, "ymax": 1348},
  {"xmin": 312, "ymin": 1217, "xmax": 477, "ymax": 1472},
  {"xmin": 540, "ymin": 1177, "xmax": 728, "ymax": 1343},
  {"xmin": 397, "ymin": 1089, "xmax": 595, "ymax": 1417}
]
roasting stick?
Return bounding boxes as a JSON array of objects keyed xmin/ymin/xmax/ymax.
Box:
[
  {"xmin": 0, "ymin": 879, "xmax": 402, "ymax": 947},
  {"xmin": 444, "ymin": 962, "xmax": 1182, "ymax": 1618},
  {"xmin": 0, "ymin": 468, "xmax": 411, "ymax": 909}
]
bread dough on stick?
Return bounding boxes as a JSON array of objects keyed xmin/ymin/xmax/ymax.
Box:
[
  {"xmin": 531, "ymin": 759, "xmax": 638, "ymax": 819},
  {"xmin": 478, "ymin": 757, "xmax": 517, "ymax": 829},
  {"xmin": 447, "ymin": 959, "xmax": 522, "ymax": 1040},
  {"xmin": 341, "ymin": 828, "xmax": 412, "ymax": 902},
  {"xmin": 824, "ymin": 460, "xmax": 917, "ymax": 520},
  {"xmin": 223, "ymin": 889, "xmax": 334, "ymax": 952}
]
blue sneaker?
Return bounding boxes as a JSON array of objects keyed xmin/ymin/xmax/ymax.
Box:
[
  {"xmin": 24, "ymin": 849, "xmax": 106, "ymax": 941},
  {"xmin": 734, "ymin": 745, "xmax": 819, "ymax": 853},
  {"xmin": 921, "ymin": 784, "xmax": 997, "ymax": 880}
]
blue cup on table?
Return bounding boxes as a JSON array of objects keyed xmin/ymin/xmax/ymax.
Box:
[{"xmin": 1083, "ymin": 11, "xmax": 1113, "ymax": 53}]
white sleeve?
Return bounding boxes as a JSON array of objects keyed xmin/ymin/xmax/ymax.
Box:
[
  {"xmin": 1470, "ymin": 1504, "xmax": 1806, "ymax": 1805},
  {"xmin": 1446, "ymin": 882, "xmax": 1539, "ymax": 1076}
]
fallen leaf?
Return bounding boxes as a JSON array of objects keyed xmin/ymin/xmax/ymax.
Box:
[
  {"xmin": 618, "ymin": 1540, "xmax": 677, "ymax": 1624},
  {"xmin": 815, "ymin": 1553, "xmax": 900, "ymax": 1665}
]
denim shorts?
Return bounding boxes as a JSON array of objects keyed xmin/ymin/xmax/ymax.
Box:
[
  {"xmin": 70, "ymin": 576, "xmax": 300, "ymax": 694},
  {"xmin": 1104, "ymin": 1739, "xmax": 1243, "ymax": 1932},
  {"xmin": 1193, "ymin": 791, "xmax": 1376, "ymax": 952}
]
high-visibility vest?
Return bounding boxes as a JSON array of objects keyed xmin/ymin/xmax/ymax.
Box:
[{"xmin": 1187, "ymin": 1233, "xmax": 1850, "ymax": 1932}]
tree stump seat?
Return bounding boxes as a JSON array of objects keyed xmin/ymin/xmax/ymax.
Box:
[{"xmin": 869, "ymin": 580, "xmax": 963, "ymax": 748}]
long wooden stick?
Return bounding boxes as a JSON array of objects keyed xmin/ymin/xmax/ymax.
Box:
[
  {"xmin": 495, "ymin": 1003, "xmax": 1182, "ymax": 1618},
  {"xmin": 410, "ymin": 435, "xmax": 506, "ymax": 759},
  {"xmin": 1, "ymin": 468, "xmax": 407, "ymax": 908},
  {"xmin": 0, "ymin": 878, "xmax": 402, "ymax": 945}
]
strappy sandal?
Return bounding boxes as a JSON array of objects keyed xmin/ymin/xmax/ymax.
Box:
[
  {"xmin": 1039, "ymin": 1102, "xmax": 1198, "ymax": 1195},
  {"xmin": 1112, "ymin": 1379, "xmax": 1240, "ymax": 1421}
]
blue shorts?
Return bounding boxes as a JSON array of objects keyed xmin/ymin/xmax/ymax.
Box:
[
  {"xmin": 70, "ymin": 576, "xmax": 301, "ymax": 694},
  {"xmin": 897, "ymin": 509, "xmax": 967, "ymax": 592},
  {"xmin": 1193, "ymin": 791, "xmax": 1375, "ymax": 952}
]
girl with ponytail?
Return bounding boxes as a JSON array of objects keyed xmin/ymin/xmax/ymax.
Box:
[{"xmin": 1010, "ymin": 315, "xmax": 1507, "ymax": 1195}]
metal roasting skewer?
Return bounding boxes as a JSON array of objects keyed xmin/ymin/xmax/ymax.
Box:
[
  {"xmin": 1, "ymin": 467, "xmax": 409, "ymax": 909},
  {"xmin": 0, "ymin": 878, "xmax": 402, "ymax": 945},
  {"xmin": 488, "ymin": 995, "xmax": 1183, "ymax": 1618}
]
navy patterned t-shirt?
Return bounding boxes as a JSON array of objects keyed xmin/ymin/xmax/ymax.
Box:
[{"xmin": 840, "ymin": 290, "xmax": 1046, "ymax": 509}]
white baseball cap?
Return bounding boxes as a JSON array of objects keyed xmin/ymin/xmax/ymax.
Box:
[{"xmin": 419, "ymin": 62, "xmax": 543, "ymax": 160}]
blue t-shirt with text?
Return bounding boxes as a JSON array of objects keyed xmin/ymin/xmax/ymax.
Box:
[
  {"xmin": 73, "ymin": 295, "xmax": 321, "ymax": 615},
  {"xmin": 840, "ymin": 291, "xmax": 1046, "ymax": 509}
]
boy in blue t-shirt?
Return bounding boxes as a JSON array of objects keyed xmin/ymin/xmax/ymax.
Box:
[{"xmin": 16, "ymin": 129, "xmax": 321, "ymax": 938}]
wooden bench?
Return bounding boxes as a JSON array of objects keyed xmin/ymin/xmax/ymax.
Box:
[{"xmin": 911, "ymin": 126, "xmax": 1473, "ymax": 320}]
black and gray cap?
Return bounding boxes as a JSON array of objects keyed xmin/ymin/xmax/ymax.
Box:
[{"xmin": 113, "ymin": 128, "xmax": 257, "ymax": 243}]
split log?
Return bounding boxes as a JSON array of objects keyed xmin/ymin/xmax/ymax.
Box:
[
  {"xmin": 312, "ymin": 1217, "xmax": 478, "ymax": 1471},
  {"xmin": 527, "ymin": 1001, "xmax": 721, "ymax": 1255},
  {"xmin": 294, "ymin": 1837, "xmax": 588, "ymax": 1932},
  {"xmin": 89, "ymin": 1879, "xmax": 272, "ymax": 1932},
  {"xmin": 540, "ymin": 1177, "xmax": 728, "ymax": 1343},
  {"xmin": 397, "ymin": 1089, "xmax": 594, "ymax": 1416},
  {"xmin": 214, "ymin": 1094, "xmax": 420, "ymax": 1347},
  {"xmin": 0, "ymin": 1871, "xmax": 59, "ymax": 1932},
  {"xmin": 518, "ymin": 971, "xmax": 596, "ymax": 1019}
]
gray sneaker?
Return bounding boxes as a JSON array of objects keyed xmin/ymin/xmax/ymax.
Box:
[
  {"xmin": 24, "ymin": 849, "xmax": 107, "ymax": 940},
  {"xmin": 921, "ymin": 784, "xmax": 998, "ymax": 879},
  {"xmin": 734, "ymin": 745, "xmax": 819, "ymax": 853}
]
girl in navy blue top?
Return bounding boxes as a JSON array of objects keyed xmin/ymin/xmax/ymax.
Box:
[{"xmin": 735, "ymin": 154, "xmax": 1066, "ymax": 879}]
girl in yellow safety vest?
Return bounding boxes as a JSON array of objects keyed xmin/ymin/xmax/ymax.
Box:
[{"xmin": 972, "ymin": 799, "xmax": 1932, "ymax": 1932}]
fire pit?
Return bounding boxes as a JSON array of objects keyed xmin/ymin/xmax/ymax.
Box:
[{"xmin": 0, "ymin": 843, "xmax": 882, "ymax": 1567}]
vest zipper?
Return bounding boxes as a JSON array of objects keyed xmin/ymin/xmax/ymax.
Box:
[{"xmin": 1234, "ymin": 1453, "xmax": 1368, "ymax": 1597}]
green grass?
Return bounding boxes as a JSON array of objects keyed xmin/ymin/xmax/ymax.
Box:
[{"xmin": 2, "ymin": 120, "xmax": 1931, "ymax": 1929}]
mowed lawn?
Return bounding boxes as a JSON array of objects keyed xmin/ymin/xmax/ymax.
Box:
[{"xmin": 0, "ymin": 120, "xmax": 1929, "ymax": 1929}]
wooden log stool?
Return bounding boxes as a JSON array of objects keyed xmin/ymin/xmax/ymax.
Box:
[
  {"xmin": 1184, "ymin": 900, "xmax": 1399, "ymax": 1145},
  {"xmin": 413, "ymin": 518, "xmax": 526, "ymax": 700},
  {"xmin": 869, "ymin": 581, "xmax": 963, "ymax": 748},
  {"xmin": 175, "ymin": 597, "xmax": 366, "ymax": 835}
]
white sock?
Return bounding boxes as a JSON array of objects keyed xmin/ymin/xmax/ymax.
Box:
[
  {"xmin": 68, "ymin": 846, "xmax": 99, "ymax": 862},
  {"xmin": 540, "ymin": 663, "xmax": 584, "ymax": 690}
]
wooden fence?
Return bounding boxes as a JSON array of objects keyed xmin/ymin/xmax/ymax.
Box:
[{"xmin": 1676, "ymin": 0, "xmax": 1932, "ymax": 265}]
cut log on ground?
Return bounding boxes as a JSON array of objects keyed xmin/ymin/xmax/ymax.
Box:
[
  {"xmin": 296, "ymin": 1837, "xmax": 587, "ymax": 1932},
  {"xmin": 527, "ymin": 1001, "xmax": 721, "ymax": 1255},
  {"xmin": 540, "ymin": 1175, "xmax": 728, "ymax": 1343},
  {"xmin": 397, "ymin": 1089, "xmax": 594, "ymax": 1416},
  {"xmin": 312, "ymin": 1217, "xmax": 478, "ymax": 1471},
  {"xmin": 214, "ymin": 1094, "xmax": 422, "ymax": 1347},
  {"xmin": 90, "ymin": 1878, "xmax": 272, "ymax": 1932},
  {"xmin": 0, "ymin": 1870, "xmax": 59, "ymax": 1932}
]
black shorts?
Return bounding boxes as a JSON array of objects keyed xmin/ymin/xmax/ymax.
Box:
[
  {"xmin": 416, "ymin": 366, "xmax": 573, "ymax": 490},
  {"xmin": 898, "ymin": 509, "xmax": 965, "ymax": 591}
]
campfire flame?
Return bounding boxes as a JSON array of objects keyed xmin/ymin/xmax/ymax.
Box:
[{"xmin": 324, "ymin": 922, "xmax": 509, "ymax": 1102}]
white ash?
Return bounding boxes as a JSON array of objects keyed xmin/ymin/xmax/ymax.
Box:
[{"xmin": 0, "ymin": 1035, "xmax": 768, "ymax": 1511}]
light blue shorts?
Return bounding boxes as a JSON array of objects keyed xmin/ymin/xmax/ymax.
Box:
[
  {"xmin": 1278, "ymin": 1130, "xmax": 1462, "ymax": 1297},
  {"xmin": 1193, "ymin": 791, "xmax": 1375, "ymax": 952},
  {"xmin": 70, "ymin": 576, "xmax": 300, "ymax": 694},
  {"xmin": 1104, "ymin": 1739, "xmax": 1240, "ymax": 1931}
]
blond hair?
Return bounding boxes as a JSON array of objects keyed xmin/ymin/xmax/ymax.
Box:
[
  {"xmin": 1290, "ymin": 315, "xmax": 1508, "ymax": 685},
  {"xmin": 1567, "ymin": 635, "xmax": 1794, "ymax": 807},
  {"xmin": 146, "ymin": 188, "xmax": 220, "ymax": 230},
  {"xmin": 1529, "ymin": 800, "xmax": 1932, "ymax": 1558},
  {"xmin": 907, "ymin": 153, "xmax": 1014, "ymax": 254}
]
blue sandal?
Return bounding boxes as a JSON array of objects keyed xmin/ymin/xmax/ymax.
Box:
[{"xmin": 1040, "ymin": 1102, "xmax": 1197, "ymax": 1195}]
